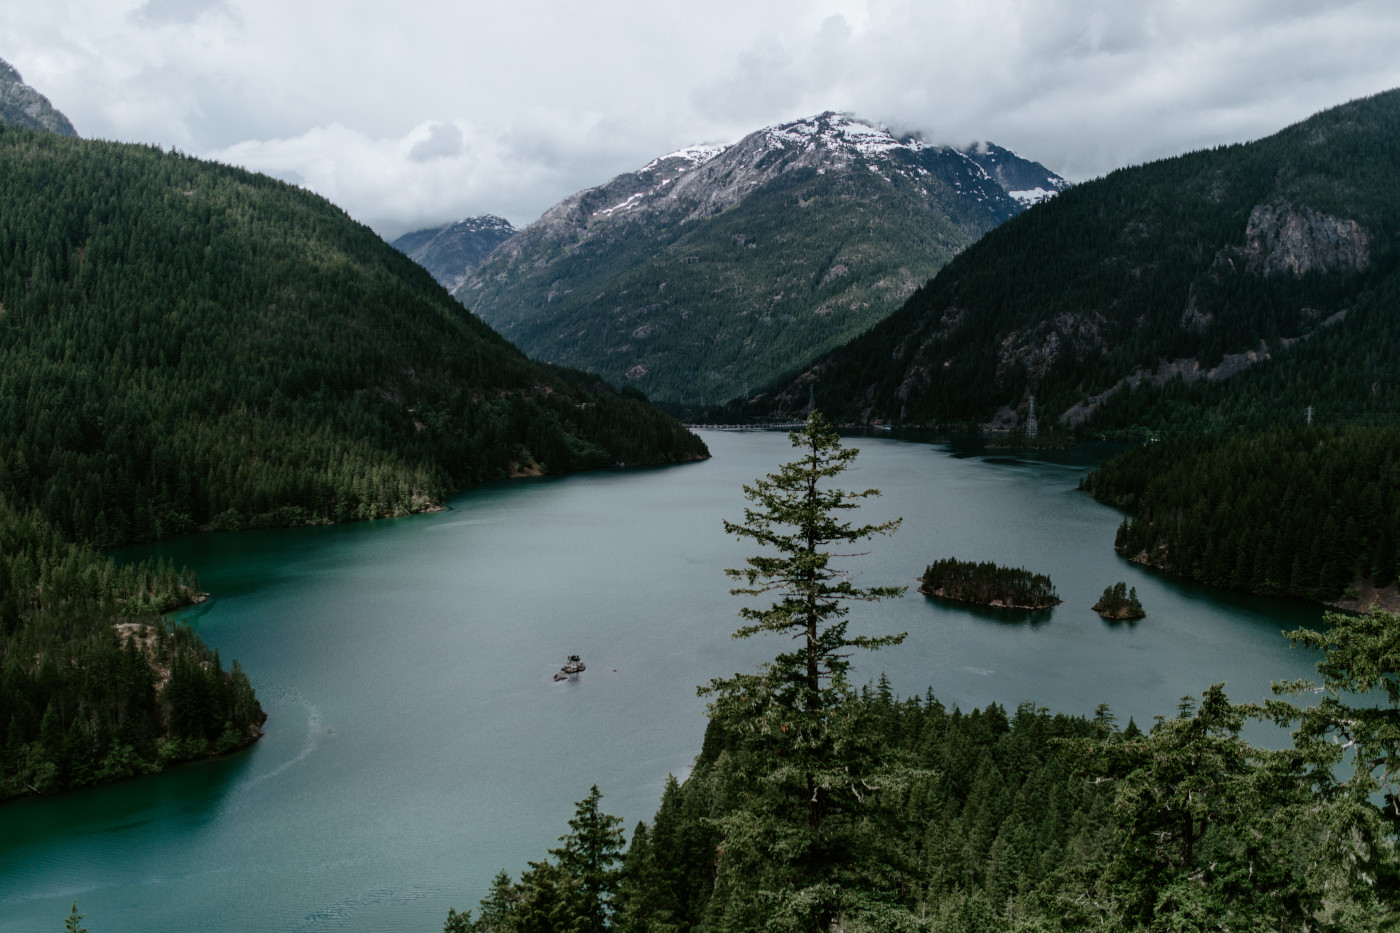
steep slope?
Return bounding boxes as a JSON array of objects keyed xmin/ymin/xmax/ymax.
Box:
[
  {"xmin": 0, "ymin": 57, "xmax": 77, "ymax": 136},
  {"xmin": 735, "ymin": 90, "xmax": 1400, "ymax": 432},
  {"xmin": 458, "ymin": 112, "xmax": 1065, "ymax": 403},
  {"xmin": 0, "ymin": 126, "xmax": 706, "ymax": 548},
  {"xmin": 391, "ymin": 214, "xmax": 516, "ymax": 291}
]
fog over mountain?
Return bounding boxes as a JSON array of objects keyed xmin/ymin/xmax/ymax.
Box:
[{"xmin": 3, "ymin": 1, "xmax": 1398, "ymax": 237}]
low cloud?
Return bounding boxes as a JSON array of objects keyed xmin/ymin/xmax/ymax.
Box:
[
  {"xmin": 8, "ymin": 0, "xmax": 1400, "ymax": 236},
  {"xmin": 209, "ymin": 115, "xmax": 674, "ymax": 240},
  {"xmin": 408, "ymin": 122, "xmax": 464, "ymax": 162},
  {"xmin": 131, "ymin": 0, "xmax": 237, "ymax": 28}
]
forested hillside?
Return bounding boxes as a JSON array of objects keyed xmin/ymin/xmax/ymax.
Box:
[
  {"xmin": 725, "ymin": 89, "xmax": 1400, "ymax": 432},
  {"xmin": 0, "ymin": 125, "xmax": 706, "ymax": 547},
  {"xmin": 1, "ymin": 498, "xmax": 265, "ymax": 799},
  {"xmin": 1082, "ymin": 425, "xmax": 1400, "ymax": 602},
  {"xmin": 0, "ymin": 124, "xmax": 704, "ymax": 798}
]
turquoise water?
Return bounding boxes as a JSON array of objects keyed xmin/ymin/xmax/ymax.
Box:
[{"xmin": 0, "ymin": 431, "xmax": 1324, "ymax": 931}]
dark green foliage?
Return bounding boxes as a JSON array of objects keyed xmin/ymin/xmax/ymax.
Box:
[
  {"xmin": 0, "ymin": 125, "xmax": 706, "ymax": 548},
  {"xmin": 1091, "ymin": 582, "xmax": 1144, "ymax": 620},
  {"xmin": 702, "ymin": 409, "xmax": 907, "ymax": 895},
  {"xmin": 58, "ymin": 901, "xmax": 87, "ymax": 933},
  {"xmin": 615, "ymin": 694, "xmax": 1118, "ymax": 932},
  {"xmin": 714, "ymin": 410, "xmax": 906, "ymax": 706},
  {"xmin": 1082, "ymin": 424, "xmax": 1400, "ymax": 600},
  {"xmin": 447, "ymin": 789, "xmax": 624, "ymax": 933},
  {"xmin": 1065, "ymin": 684, "xmax": 1395, "ymax": 931},
  {"xmin": 1270, "ymin": 609, "xmax": 1400, "ymax": 836},
  {"xmin": 0, "ymin": 498, "xmax": 265, "ymax": 800},
  {"xmin": 919, "ymin": 558, "xmax": 1060, "ymax": 609},
  {"xmin": 484, "ymin": 684, "xmax": 1398, "ymax": 932},
  {"xmin": 723, "ymin": 89, "xmax": 1400, "ymax": 432},
  {"xmin": 549, "ymin": 785, "xmax": 627, "ymax": 933}
]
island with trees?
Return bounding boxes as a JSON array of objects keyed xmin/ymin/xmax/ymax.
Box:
[
  {"xmin": 1094, "ymin": 581, "xmax": 1146, "ymax": 620},
  {"xmin": 919, "ymin": 557, "xmax": 1061, "ymax": 609}
]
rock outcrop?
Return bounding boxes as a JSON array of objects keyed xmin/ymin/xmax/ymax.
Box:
[
  {"xmin": 0, "ymin": 57, "xmax": 77, "ymax": 137},
  {"xmin": 1238, "ymin": 198, "xmax": 1369, "ymax": 277}
]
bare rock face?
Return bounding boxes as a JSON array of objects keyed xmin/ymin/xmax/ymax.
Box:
[
  {"xmin": 1241, "ymin": 199, "xmax": 1369, "ymax": 277},
  {"xmin": 0, "ymin": 57, "xmax": 77, "ymax": 137}
]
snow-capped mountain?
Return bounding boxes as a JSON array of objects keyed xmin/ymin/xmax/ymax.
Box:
[
  {"xmin": 454, "ymin": 112, "xmax": 1066, "ymax": 404},
  {"xmin": 390, "ymin": 215, "xmax": 517, "ymax": 291}
]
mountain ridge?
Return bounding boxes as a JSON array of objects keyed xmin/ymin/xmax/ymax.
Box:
[
  {"xmin": 0, "ymin": 125, "xmax": 706, "ymax": 548},
  {"xmin": 448, "ymin": 111, "xmax": 1065, "ymax": 403},
  {"xmin": 390, "ymin": 214, "xmax": 517, "ymax": 291},
  {"xmin": 725, "ymin": 90, "xmax": 1400, "ymax": 432}
]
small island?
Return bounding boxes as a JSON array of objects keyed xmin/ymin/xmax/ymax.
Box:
[
  {"xmin": 552, "ymin": 655, "xmax": 587, "ymax": 681},
  {"xmin": 919, "ymin": 558, "xmax": 1061, "ymax": 610},
  {"xmin": 1093, "ymin": 582, "xmax": 1146, "ymax": 620}
]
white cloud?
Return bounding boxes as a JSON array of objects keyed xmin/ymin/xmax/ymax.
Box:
[{"xmin": 3, "ymin": 0, "xmax": 1398, "ymax": 237}]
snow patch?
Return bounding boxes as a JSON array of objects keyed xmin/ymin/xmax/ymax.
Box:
[
  {"xmin": 762, "ymin": 112, "xmax": 925, "ymax": 158},
  {"xmin": 594, "ymin": 191, "xmax": 647, "ymax": 217},
  {"xmin": 1009, "ymin": 187, "xmax": 1061, "ymax": 207},
  {"xmin": 640, "ymin": 144, "xmax": 729, "ymax": 172}
]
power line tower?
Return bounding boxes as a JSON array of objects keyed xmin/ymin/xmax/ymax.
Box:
[{"xmin": 1305, "ymin": 405, "xmax": 1314, "ymax": 425}]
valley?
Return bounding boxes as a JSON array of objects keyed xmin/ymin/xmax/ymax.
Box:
[
  {"xmin": 0, "ymin": 431, "xmax": 1332, "ymax": 932},
  {"xmin": 439, "ymin": 113, "xmax": 1064, "ymax": 404},
  {"xmin": 0, "ymin": 45, "xmax": 1397, "ymax": 933}
]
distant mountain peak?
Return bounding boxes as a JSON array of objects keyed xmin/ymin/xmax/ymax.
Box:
[
  {"xmin": 390, "ymin": 214, "xmax": 518, "ymax": 291},
  {"xmin": 0, "ymin": 57, "xmax": 78, "ymax": 137},
  {"xmin": 762, "ymin": 111, "xmax": 924, "ymax": 158},
  {"xmin": 456, "ymin": 111, "xmax": 1068, "ymax": 404}
]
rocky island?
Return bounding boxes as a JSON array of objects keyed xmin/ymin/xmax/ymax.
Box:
[{"xmin": 919, "ymin": 558, "xmax": 1061, "ymax": 610}]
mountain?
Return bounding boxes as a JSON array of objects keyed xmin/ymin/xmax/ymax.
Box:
[
  {"xmin": 456, "ymin": 112, "xmax": 1066, "ymax": 404},
  {"xmin": 0, "ymin": 125, "xmax": 707, "ymax": 548},
  {"xmin": 729, "ymin": 90, "xmax": 1400, "ymax": 432},
  {"xmin": 391, "ymin": 214, "xmax": 517, "ymax": 291},
  {"xmin": 0, "ymin": 57, "xmax": 77, "ymax": 136}
]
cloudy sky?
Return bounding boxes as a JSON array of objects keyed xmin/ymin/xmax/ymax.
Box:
[{"xmin": 5, "ymin": 0, "xmax": 1399, "ymax": 239}]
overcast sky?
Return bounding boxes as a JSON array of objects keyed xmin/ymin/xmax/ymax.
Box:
[{"xmin": 5, "ymin": 0, "xmax": 1399, "ymax": 239}]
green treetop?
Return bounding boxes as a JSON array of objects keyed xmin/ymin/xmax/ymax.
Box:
[{"xmin": 713, "ymin": 409, "xmax": 906, "ymax": 714}]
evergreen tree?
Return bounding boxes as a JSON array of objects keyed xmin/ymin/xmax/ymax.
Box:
[
  {"xmin": 550, "ymin": 785, "xmax": 626, "ymax": 933},
  {"xmin": 710, "ymin": 408, "xmax": 907, "ymax": 718},
  {"xmin": 698, "ymin": 409, "xmax": 908, "ymax": 928},
  {"xmin": 1268, "ymin": 608, "xmax": 1400, "ymax": 918},
  {"xmin": 57, "ymin": 902, "xmax": 87, "ymax": 933}
]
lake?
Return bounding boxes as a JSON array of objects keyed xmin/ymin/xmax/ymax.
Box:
[{"xmin": 0, "ymin": 430, "xmax": 1325, "ymax": 932}]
